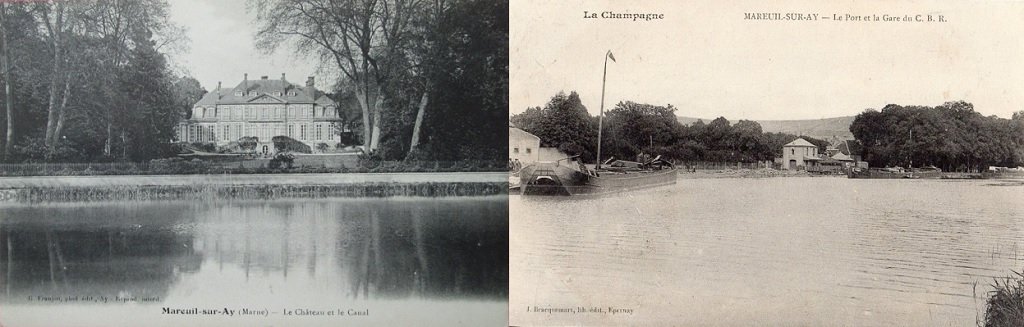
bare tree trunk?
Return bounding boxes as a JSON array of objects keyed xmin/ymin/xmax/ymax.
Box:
[
  {"xmin": 104, "ymin": 122, "xmax": 112, "ymax": 156},
  {"xmin": 43, "ymin": 3, "xmax": 66, "ymax": 153},
  {"xmin": 369, "ymin": 86, "xmax": 384, "ymax": 152},
  {"xmin": 52, "ymin": 76, "xmax": 71, "ymax": 145},
  {"xmin": 407, "ymin": 92, "xmax": 428, "ymax": 158},
  {"xmin": 44, "ymin": 50, "xmax": 61, "ymax": 150},
  {"xmin": 120, "ymin": 130, "xmax": 126, "ymax": 159},
  {"xmin": 355, "ymin": 88, "xmax": 373, "ymax": 154},
  {"xmin": 0, "ymin": 3, "xmax": 12, "ymax": 162}
]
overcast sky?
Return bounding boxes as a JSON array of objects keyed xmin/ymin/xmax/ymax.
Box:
[
  {"xmin": 511, "ymin": 0, "xmax": 1024, "ymax": 120},
  {"xmin": 166, "ymin": 0, "xmax": 324, "ymax": 91}
]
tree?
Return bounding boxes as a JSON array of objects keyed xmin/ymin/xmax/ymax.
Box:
[
  {"xmin": 510, "ymin": 91, "xmax": 596, "ymax": 162},
  {"xmin": 0, "ymin": 2, "xmax": 13, "ymax": 161},
  {"xmin": 602, "ymin": 101, "xmax": 682, "ymax": 161},
  {"xmin": 850, "ymin": 101, "xmax": 1023, "ymax": 171},
  {"xmin": 253, "ymin": 0, "xmax": 422, "ymax": 154}
]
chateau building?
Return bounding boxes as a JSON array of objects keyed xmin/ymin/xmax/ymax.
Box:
[{"xmin": 175, "ymin": 74, "xmax": 341, "ymax": 154}]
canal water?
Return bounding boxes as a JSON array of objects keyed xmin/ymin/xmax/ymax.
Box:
[
  {"xmin": 0, "ymin": 196, "xmax": 508, "ymax": 326},
  {"xmin": 510, "ymin": 177, "xmax": 1024, "ymax": 326}
]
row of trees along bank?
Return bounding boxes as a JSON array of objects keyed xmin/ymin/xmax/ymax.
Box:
[
  {"xmin": 0, "ymin": 0, "xmax": 508, "ymax": 164},
  {"xmin": 0, "ymin": 1, "xmax": 199, "ymax": 163},
  {"xmin": 851, "ymin": 101, "xmax": 1024, "ymax": 172},
  {"xmin": 510, "ymin": 91, "xmax": 838, "ymax": 164}
]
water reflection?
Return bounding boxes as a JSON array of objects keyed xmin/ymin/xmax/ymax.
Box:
[{"xmin": 0, "ymin": 196, "xmax": 508, "ymax": 304}]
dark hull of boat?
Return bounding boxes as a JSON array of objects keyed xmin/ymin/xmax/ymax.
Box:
[{"xmin": 519, "ymin": 162, "xmax": 677, "ymax": 196}]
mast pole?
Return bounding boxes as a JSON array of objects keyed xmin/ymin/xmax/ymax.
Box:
[{"xmin": 596, "ymin": 51, "xmax": 609, "ymax": 169}]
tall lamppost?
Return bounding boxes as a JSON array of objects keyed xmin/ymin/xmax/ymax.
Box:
[{"xmin": 596, "ymin": 50, "xmax": 616, "ymax": 169}]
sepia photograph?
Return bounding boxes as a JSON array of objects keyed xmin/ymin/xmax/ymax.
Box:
[
  {"xmin": 510, "ymin": 0, "xmax": 1024, "ymax": 326},
  {"xmin": 0, "ymin": 0, "xmax": 508, "ymax": 326}
]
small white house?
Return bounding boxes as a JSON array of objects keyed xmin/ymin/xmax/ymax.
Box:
[{"xmin": 509, "ymin": 127, "xmax": 540, "ymax": 165}]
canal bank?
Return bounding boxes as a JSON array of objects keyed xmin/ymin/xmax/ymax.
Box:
[{"xmin": 0, "ymin": 172, "xmax": 508, "ymax": 202}]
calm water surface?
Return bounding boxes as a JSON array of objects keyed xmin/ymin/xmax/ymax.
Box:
[
  {"xmin": 0, "ymin": 196, "xmax": 507, "ymax": 326},
  {"xmin": 510, "ymin": 177, "xmax": 1024, "ymax": 326}
]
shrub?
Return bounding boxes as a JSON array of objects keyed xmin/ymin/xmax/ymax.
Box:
[
  {"xmin": 984, "ymin": 270, "xmax": 1024, "ymax": 327},
  {"xmin": 189, "ymin": 142, "xmax": 217, "ymax": 153},
  {"xmin": 268, "ymin": 152, "xmax": 296, "ymax": 169},
  {"xmin": 272, "ymin": 136, "xmax": 311, "ymax": 153}
]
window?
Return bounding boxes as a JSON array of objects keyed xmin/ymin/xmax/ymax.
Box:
[
  {"xmin": 328, "ymin": 123, "xmax": 335, "ymax": 140},
  {"xmin": 300, "ymin": 125, "xmax": 307, "ymax": 140},
  {"xmin": 316, "ymin": 124, "xmax": 322, "ymax": 140},
  {"xmin": 513, "ymin": 148, "xmax": 519, "ymax": 154},
  {"xmin": 791, "ymin": 149, "xmax": 794, "ymax": 155},
  {"xmin": 526, "ymin": 148, "xmax": 532, "ymax": 154},
  {"xmin": 288, "ymin": 124, "xmax": 294, "ymax": 137},
  {"xmin": 223, "ymin": 125, "xmax": 229, "ymax": 140}
]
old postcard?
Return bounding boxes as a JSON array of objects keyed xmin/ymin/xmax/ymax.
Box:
[
  {"xmin": 0, "ymin": 0, "xmax": 508, "ymax": 326},
  {"xmin": 510, "ymin": 0, "xmax": 1024, "ymax": 326}
]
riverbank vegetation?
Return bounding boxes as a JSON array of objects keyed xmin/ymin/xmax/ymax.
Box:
[
  {"xmin": 851, "ymin": 101, "xmax": 1024, "ymax": 172},
  {"xmin": 510, "ymin": 91, "xmax": 837, "ymax": 164},
  {"xmin": 982, "ymin": 270, "xmax": 1024, "ymax": 327},
  {"xmin": 0, "ymin": 0, "xmax": 507, "ymax": 165}
]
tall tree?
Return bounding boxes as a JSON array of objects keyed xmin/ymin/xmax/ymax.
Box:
[
  {"xmin": 511, "ymin": 91, "xmax": 596, "ymax": 162},
  {"xmin": 253, "ymin": 0, "xmax": 423, "ymax": 154},
  {"xmin": 0, "ymin": 2, "xmax": 13, "ymax": 161}
]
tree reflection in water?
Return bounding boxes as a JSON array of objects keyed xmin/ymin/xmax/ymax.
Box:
[
  {"xmin": 0, "ymin": 204, "xmax": 201, "ymax": 301},
  {"xmin": 0, "ymin": 197, "xmax": 508, "ymax": 303}
]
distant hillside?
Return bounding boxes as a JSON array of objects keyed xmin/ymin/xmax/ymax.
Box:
[{"xmin": 677, "ymin": 116, "xmax": 856, "ymax": 140}]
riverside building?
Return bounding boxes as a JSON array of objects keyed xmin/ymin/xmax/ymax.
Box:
[{"xmin": 175, "ymin": 74, "xmax": 341, "ymax": 154}]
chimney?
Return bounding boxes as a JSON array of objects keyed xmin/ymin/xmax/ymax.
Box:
[
  {"xmin": 243, "ymin": 73, "xmax": 248, "ymax": 94},
  {"xmin": 281, "ymin": 73, "xmax": 286, "ymax": 81},
  {"xmin": 216, "ymin": 81, "xmax": 221, "ymax": 99},
  {"xmin": 261, "ymin": 75, "xmax": 268, "ymax": 80},
  {"xmin": 305, "ymin": 76, "xmax": 316, "ymax": 97}
]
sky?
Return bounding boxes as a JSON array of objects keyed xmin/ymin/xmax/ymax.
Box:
[
  {"xmin": 166, "ymin": 0, "xmax": 325, "ymax": 92},
  {"xmin": 510, "ymin": 0, "xmax": 1024, "ymax": 120}
]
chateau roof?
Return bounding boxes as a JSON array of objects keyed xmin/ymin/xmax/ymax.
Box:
[
  {"xmin": 194, "ymin": 76, "xmax": 336, "ymax": 107},
  {"xmin": 784, "ymin": 138, "xmax": 817, "ymax": 147}
]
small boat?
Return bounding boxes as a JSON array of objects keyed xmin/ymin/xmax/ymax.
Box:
[{"xmin": 519, "ymin": 156, "xmax": 676, "ymax": 196}]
